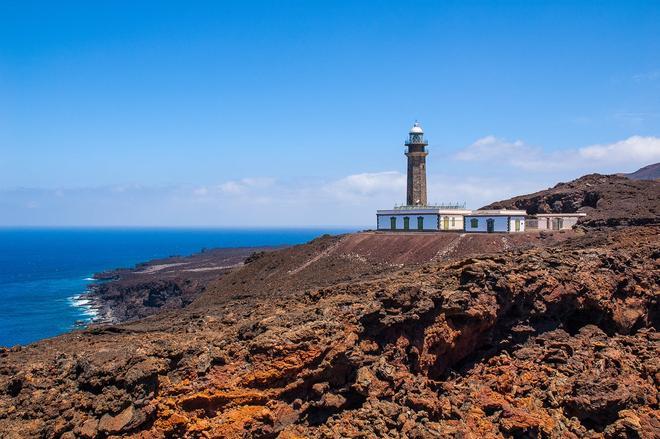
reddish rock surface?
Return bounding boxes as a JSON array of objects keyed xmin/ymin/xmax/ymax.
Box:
[{"xmin": 0, "ymin": 226, "xmax": 657, "ymax": 438}]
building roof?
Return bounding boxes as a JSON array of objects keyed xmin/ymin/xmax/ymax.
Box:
[
  {"xmin": 535, "ymin": 213, "xmax": 587, "ymax": 217},
  {"xmin": 393, "ymin": 203, "xmax": 466, "ymax": 210},
  {"xmin": 409, "ymin": 121, "xmax": 423, "ymax": 134},
  {"xmin": 468, "ymin": 209, "xmax": 527, "ymax": 216},
  {"xmin": 377, "ymin": 208, "xmax": 472, "ymax": 215}
]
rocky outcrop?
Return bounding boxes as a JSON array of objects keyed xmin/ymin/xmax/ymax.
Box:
[
  {"xmin": 481, "ymin": 173, "xmax": 660, "ymax": 228},
  {"xmin": 0, "ymin": 226, "xmax": 657, "ymax": 438},
  {"xmin": 84, "ymin": 246, "xmax": 278, "ymax": 323}
]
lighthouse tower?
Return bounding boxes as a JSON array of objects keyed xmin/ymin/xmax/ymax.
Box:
[{"xmin": 405, "ymin": 121, "xmax": 429, "ymax": 206}]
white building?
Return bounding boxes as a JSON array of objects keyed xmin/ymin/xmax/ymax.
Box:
[
  {"xmin": 463, "ymin": 210, "xmax": 527, "ymax": 233},
  {"xmin": 377, "ymin": 206, "xmax": 472, "ymax": 231},
  {"xmin": 534, "ymin": 213, "xmax": 586, "ymax": 230}
]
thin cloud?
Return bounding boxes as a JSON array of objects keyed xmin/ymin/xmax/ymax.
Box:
[
  {"xmin": 217, "ymin": 177, "xmax": 276, "ymax": 195},
  {"xmin": 2, "ymin": 142, "xmax": 656, "ymax": 226},
  {"xmin": 454, "ymin": 135, "xmax": 660, "ymax": 171},
  {"xmin": 454, "ymin": 136, "xmax": 531, "ymax": 161},
  {"xmin": 632, "ymin": 70, "xmax": 660, "ymax": 82},
  {"xmin": 323, "ymin": 171, "xmax": 405, "ymax": 202},
  {"xmin": 454, "ymin": 136, "xmax": 553, "ymax": 171},
  {"xmin": 578, "ymin": 136, "xmax": 660, "ymax": 163}
]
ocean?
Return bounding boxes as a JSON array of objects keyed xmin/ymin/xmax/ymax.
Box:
[{"xmin": 0, "ymin": 227, "xmax": 358, "ymax": 347}]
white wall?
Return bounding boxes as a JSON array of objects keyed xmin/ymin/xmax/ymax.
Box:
[
  {"xmin": 509, "ymin": 216, "xmax": 525, "ymax": 232},
  {"xmin": 537, "ymin": 216, "xmax": 579, "ymax": 230},
  {"xmin": 438, "ymin": 215, "xmax": 464, "ymax": 230},
  {"xmin": 464, "ymin": 216, "xmax": 525, "ymax": 233},
  {"xmin": 377, "ymin": 214, "xmax": 438, "ymax": 230},
  {"xmin": 378, "ymin": 214, "xmax": 527, "ymax": 232}
]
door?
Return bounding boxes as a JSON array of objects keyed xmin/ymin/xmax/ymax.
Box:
[
  {"xmin": 552, "ymin": 218, "xmax": 562, "ymax": 230},
  {"xmin": 390, "ymin": 217, "xmax": 396, "ymax": 230},
  {"xmin": 417, "ymin": 216, "xmax": 424, "ymax": 230},
  {"xmin": 514, "ymin": 219, "xmax": 521, "ymax": 232},
  {"xmin": 443, "ymin": 216, "xmax": 449, "ymax": 230},
  {"xmin": 403, "ymin": 217, "xmax": 410, "ymax": 230},
  {"xmin": 486, "ymin": 218, "xmax": 495, "ymax": 233}
]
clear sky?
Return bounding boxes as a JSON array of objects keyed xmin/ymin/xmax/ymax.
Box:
[{"xmin": 1, "ymin": 1, "xmax": 659, "ymax": 226}]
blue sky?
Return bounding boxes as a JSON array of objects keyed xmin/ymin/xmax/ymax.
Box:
[{"xmin": 1, "ymin": 1, "xmax": 659, "ymax": 226}]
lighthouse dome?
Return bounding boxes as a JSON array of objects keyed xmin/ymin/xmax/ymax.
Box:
[{"xmin": 409, "ymin": 122, "xmax": 424, "ymax": 134}]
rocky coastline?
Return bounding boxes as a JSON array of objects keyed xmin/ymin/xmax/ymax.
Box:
[{"xmin": 77, "ymin": 246, "xmax": 282, "ymax": 325}]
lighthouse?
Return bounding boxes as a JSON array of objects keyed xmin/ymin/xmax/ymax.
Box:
[
  {"xmin": 405, "ymin": 121, "xmax": 428, "ymax": 206},
  {"xmin": 376, "ymin": 121, "xmax": 529, "ymax": 232}
]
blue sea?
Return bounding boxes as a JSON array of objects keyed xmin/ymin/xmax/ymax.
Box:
[{"xmin": 0, "ymin": 227, "xmax": 357, "ymax": 347}]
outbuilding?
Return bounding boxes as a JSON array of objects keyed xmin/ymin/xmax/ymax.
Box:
[
  {"xmin": 534, "ymin": 213, "xmax": 586, "ymax": 230},
  {"xmin": 463, "ymin": 210, "xmax": 527, "ymax": 233}
]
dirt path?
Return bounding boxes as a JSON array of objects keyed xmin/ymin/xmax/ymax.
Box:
[
  {"xmin": 287, "ymin": 238, "xmax": 344, "ymax": 275},
  {"xmin": 431, "ymin": 233, "xmax": 465, "ymax": 261}
]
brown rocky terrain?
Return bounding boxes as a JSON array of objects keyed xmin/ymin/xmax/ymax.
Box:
[
  {"xmin": 625, "ymin": 162, "xmax": 660, "ymax": 181},
  {"xmin": 481, "ymin": 173, "xmax": 660, "ymax": 228},
  {"xmin": 0, "ymin": 174, "xmax": 658, "ymax": 438},
  {"xmin": 0, "ymin": 225, "xmax": 657, "ymax": 438},
  {"xmin": 84, "ymin": 232, "xmax": 573, "ymax": 326},
  {"xmin": 84, "ymin": 246, "xmax": 280, "ymax": 323}
]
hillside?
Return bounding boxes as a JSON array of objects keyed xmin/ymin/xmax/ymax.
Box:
[
  {"xmin": 481, "ymin": 173, "xmax": 660, "ymax": 227},
  {"xmin": 84, "ymin": 246, "xmax": 280, "ymax": 324},
  {"xmin": 625, "ymin": 162, "xmax": 660, "ymax": 180},
  {"xmin": 76, "ymin": 232, "xmax": 576, "ymax": 326},
  {"xmin": 192, "ymin": 231, "xmax": 576, "ymax": 311}
]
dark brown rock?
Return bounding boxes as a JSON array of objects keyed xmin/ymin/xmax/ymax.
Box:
[{"xmin": 482, "ymin": 173, "xmax": 660, "ymax": 228}]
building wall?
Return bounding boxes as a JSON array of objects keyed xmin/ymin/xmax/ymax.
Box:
[
  {"xmin": 509, "ymin": 216, "xmax": 526, "ymax": 232},
  {"xmin": 377, "ymin": 213, "xmax": 528, "ymax": 233},
  {"xmin": 406, "ymin": 153, "xmax": 428, "ymax": 206},
  {"xmin": 437, "ymin": 215, "xmax": 464, "ymax": 231},
  {"xmin": 377, "ymin": 214, "xmax": 438, "ymax": 231},
  {"xmin": 537, "ymin": 216, "xmax": 580, "ymax": 230},
  {"xmin": 464, "ymin": 216, "xmax": 526, "ymax": 233}
]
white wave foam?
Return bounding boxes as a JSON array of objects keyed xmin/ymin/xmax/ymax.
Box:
[
  {"xmin": 68, "ymin": 294, "xmax": 98, "ymax": 320},
  {"xmin": 83, "ymin": 277, "xmax": 95, "ymax": 281}
]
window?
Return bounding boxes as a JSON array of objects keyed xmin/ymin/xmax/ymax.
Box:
[
  {"xmin": 451, "ymin": 217, "xmax": 455, "ymax": 227},
  {"xmin": 403, "ymin": 217, "xmax": 410, "ymax": 230},
  {"xmin": 390, "ymin": 217, "xmax": 396, "ymax": 230},
  {"xmin": 417, "ymin": 216, "xmax": 424, "ymax": 230},
  {"xmin": 487, "ymin": 218, "xmax": 495, "ymax": 233},
  {"xmin": 470, "ymin": 218, "xmax": 478, "ymax": 228}
]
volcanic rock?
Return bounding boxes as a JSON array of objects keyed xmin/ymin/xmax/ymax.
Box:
[{"xmin": 481, "ymin": 173, "xmax": 660, "ymax": 228}]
